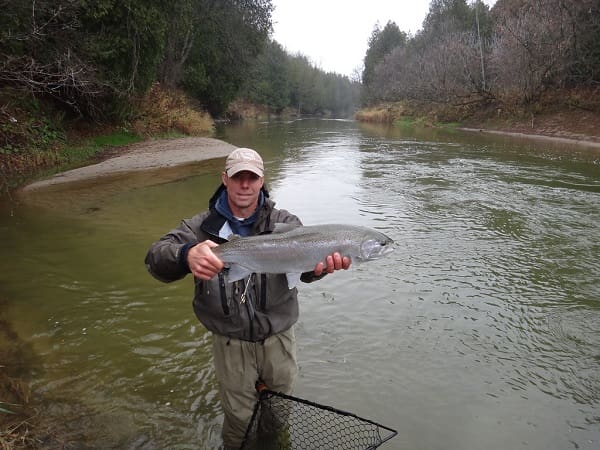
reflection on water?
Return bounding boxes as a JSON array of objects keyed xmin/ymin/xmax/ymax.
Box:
[{"xmin": 1, "ymin": 119, "xmax": 599, "ymax": 449}]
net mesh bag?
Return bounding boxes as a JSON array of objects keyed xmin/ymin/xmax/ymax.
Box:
[{"xmin": 240, "ymin": 388, "xmax": 397, "ymax": 450}]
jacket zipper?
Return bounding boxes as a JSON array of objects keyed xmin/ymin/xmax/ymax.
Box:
[
  {"xmin": 243, "ymin": 275, "xmax": 256, "ymax": 341},
  {"xmin": 218, "ymin": 272, "xmax": 229, "ymax": 315}
]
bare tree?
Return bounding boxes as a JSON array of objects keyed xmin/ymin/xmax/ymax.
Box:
[
  {"xmin": 372, "ymin": 23, "xmax": 492, "ymax": 104},
  {"xmin": 0, "ymin": 0, "xmax": 108, "ymax": 116},
  {"xmin": 489, "ymin": 0, "xmax": 576, "ymax": 103}
]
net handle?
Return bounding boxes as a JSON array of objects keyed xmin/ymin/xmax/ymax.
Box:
[{"xmin": 239, "ymin": 380, "xmax": 268, "ymax": 449}]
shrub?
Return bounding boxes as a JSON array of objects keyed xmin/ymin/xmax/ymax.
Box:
[{"xmin": 131, "ymin": 83, "xmax": 213, "ymax": 136}]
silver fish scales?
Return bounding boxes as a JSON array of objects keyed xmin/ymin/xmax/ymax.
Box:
[{"xmin": 213, "ymin": 224, "xmax": 394, "ymax": 288}]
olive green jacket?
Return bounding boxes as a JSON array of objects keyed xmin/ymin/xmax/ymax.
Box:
[{"xmin": 145, "ymin": 185, "xmax": 321, "ymax": 341}]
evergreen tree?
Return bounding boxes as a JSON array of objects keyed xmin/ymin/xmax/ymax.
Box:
[
  {"xmin": 240, "ymin": 40, "xmax": 290, "ymax": 113},
  {"xmin": 362, "ymin": 21, "xmax": 407, "ymax": 105}
]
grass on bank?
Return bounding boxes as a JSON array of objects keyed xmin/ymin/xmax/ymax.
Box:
[
  {"xmin": 354, "ymin": 96, "xmax": 486, "ymax": 126},
  {"xmin": 1, "ymin": 83, "xmax": 214, "ymax": 195},
  {"xmin": 0, "ymin": 130, "xmax": 144, "ymax": 195},
  {"xmin": 0, "ymin": 379, "xmax": 35, "ymax": 450},
  {"xmin": 1, "ymin": 296, "xmax": 37, "ymax": 450},
  {"xmin": 355, "ymin": 88, "xmax": 600, "ymax": 138},
  {"xmin": 62, "ymin": 132, "xmax": 143, "ymax": 165},
  {"xmin": 355, "ymin": 103, "xmax": 463, "ymax": 130}
]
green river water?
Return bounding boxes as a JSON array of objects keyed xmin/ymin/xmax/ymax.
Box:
[{"xmin": 1, "ymin": 119, "xmax": 599, "ymax": 449}]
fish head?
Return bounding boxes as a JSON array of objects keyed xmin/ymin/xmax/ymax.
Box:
[{"xmin": 359, "ymin": 230, "xmax": 394, "ymax": 261}]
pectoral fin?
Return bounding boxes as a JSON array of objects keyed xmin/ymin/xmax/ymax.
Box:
[
  {"xmin": 225, "ymin": 264, "xmax": 253, "ymax": 283},
  {"xmin": 226, "ymin": 266, "xmax": 302, "ymax": 289}
]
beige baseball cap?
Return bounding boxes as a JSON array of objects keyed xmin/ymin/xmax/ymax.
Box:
[{"xmin": 225, "ymin": 148, "xmax": 264, "ymax": 177}]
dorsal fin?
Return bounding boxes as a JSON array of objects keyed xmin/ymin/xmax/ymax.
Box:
[{"xmin": 272, "ymin": 223, "xmax": 299, "ymax": 234}]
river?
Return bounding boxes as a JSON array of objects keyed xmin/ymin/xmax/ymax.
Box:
[{"xmin": 1, "ymin": 119, "xmax": 599, "ymax": 449}]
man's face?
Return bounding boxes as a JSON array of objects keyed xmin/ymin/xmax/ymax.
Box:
[{"xmin": 222, "ymin": 170, "xmax": 264, "ymax": 215}]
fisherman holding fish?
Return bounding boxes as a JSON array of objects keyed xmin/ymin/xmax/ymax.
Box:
[{"xmin": 145, "ymin": 148, "xmax": 358, "ymax": 449}]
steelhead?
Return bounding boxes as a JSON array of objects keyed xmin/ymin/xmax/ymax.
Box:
[{"xmin": 213, "ymin": 224, "xmax": 394, "ymax": 288}]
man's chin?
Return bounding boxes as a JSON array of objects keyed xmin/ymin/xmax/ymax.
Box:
[{"xmin": 232, "ymin": 197, "xmax": 255, "ymax": 209}]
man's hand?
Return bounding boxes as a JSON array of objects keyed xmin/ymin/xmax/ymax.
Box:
[
  {"xmin": 313, "ymin": 252, "xmax": 351, "ymax": 277},
  {"xmin": 186, "ymin": 240, "xmax": 224, "ymax": 280}
]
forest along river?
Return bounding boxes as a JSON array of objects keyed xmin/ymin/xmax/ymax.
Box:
[{"xmin": 1, "ymin": 119, "xmax": 599, "ymax": 449}]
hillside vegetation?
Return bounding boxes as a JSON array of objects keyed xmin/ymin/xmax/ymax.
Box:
[
  {"xmin": 358, "ymin": 0, "xmax": 599, "ymax": 126},
  {"xmin": 1, "ymin": 0, "xmax": 599, "ymax": 195}
]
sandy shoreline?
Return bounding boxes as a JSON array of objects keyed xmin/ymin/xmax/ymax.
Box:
[
  {"xmin": 459, "ymin": 127, "xmax": 600, "ymax": 148},
  {"xmin": 22, "ymin": 137, "xmax": 236, "ymax": 191}
]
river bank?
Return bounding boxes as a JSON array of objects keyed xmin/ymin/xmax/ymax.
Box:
[
  {"xmin": 17, "ymin": 112, "xmax": 600, "ymax": 192},
  {"xmin": 355, "ymin": 99, "xmax": 600, "ymax": 148},
  {"xmin": 459, "ymin": 108, "xmax": 600, "ymax": 147},
  {"xmin": 459, "ymin": 127, "xmax": 600, "ymax": 149}
]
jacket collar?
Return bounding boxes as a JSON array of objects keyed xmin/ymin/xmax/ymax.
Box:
[{"xmin": 202, "ymin": 184, "xmax": 274, "ymax": 240}]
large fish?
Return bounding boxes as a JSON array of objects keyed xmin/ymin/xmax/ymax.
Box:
[{"xmin": 213, "ymin": 223, "xmax": 394, "ymax": 288}]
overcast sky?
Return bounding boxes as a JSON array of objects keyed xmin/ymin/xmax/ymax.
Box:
[{"xmin": 271, "ymin": 0, "xmax": 497, "ymax": 78}]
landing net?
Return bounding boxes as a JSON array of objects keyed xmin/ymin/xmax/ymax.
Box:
[{"xmin": 240, "ymin": 389, "xmax": 397, "ymax": 450}]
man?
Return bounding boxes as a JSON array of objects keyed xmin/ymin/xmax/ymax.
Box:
[{"xmin": 145, "ymin": 147, "xmax": 350, "ymax": 449}]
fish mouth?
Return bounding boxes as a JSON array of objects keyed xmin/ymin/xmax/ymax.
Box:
[
  {"xmin": 362, "ymin": 244, "xmax": 395, "ymax": 261},
  {"xmin": 374, "ymin": 245, "xmax": 394, "ymax": 258},
  {"xmin": 377, "ymin": 241, "xmax": 395, "ymax": 258}
]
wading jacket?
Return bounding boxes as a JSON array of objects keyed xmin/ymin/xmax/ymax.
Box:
[{"xmin": 145, "ymin": 185, "xmax": 322, "ymax": 342}]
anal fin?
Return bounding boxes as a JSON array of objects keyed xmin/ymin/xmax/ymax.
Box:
[{"xmin": 286, "ymin": 272, "xmax": 302, "ymax": 289}]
